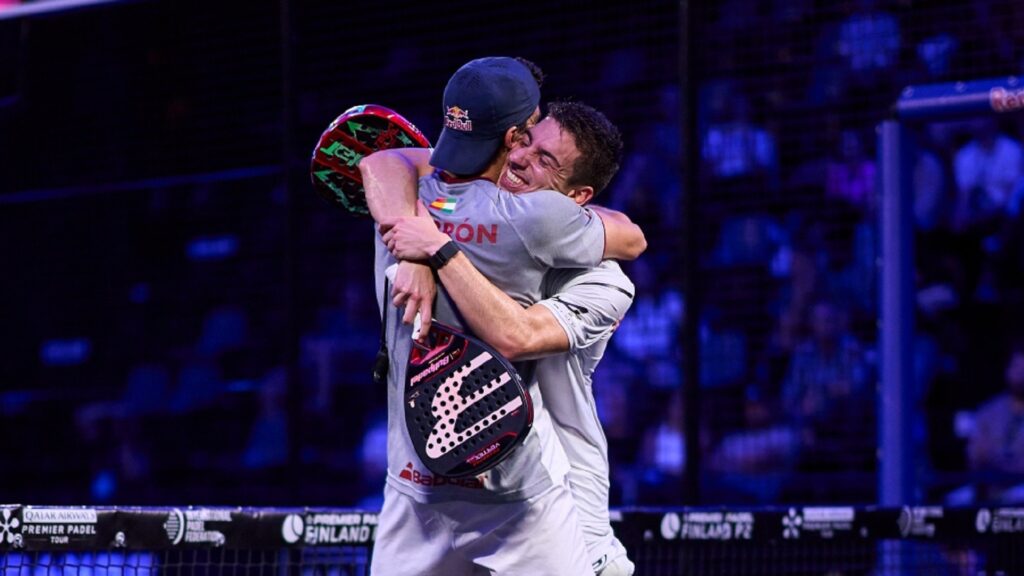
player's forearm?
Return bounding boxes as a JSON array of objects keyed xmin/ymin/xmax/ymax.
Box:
[
  {"xmin": 438, "ymin": 253, "xmax": 569, "ymax": 360},
  {"xmin": 359, "ymin": 149, "xmax": 433, "ymax": 222},
  {"xmin": 591, "ymin": 205, "xmax": 648, "ymax": 260}
]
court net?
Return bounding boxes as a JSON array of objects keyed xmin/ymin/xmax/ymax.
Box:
[{"xmin": 1, "ymin": 505, "xmax": 1021, "ymax": 575}]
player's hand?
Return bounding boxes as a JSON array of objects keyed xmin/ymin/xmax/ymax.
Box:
[
  {"xmin": 392, "ymin": 260, "xmax": 435, "ymax": 340},
  {"xmin": 380, "ymin": 203, "xmax": 449, "ymax": 261}
]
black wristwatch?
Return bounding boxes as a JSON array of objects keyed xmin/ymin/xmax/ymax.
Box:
[{"xmin": 428, "ymin": 240, "xmax": 461, "ymax": 270}]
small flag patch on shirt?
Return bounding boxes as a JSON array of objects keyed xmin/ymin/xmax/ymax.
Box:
[{"xmin": 430, "ymin": 197, "xmax": 457, "ymax": 214}]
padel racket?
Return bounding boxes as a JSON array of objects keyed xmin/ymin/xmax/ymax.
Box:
[
  {"xmin": 310, "ymin": 104, "xmax": 431, "ymax": 216},
  {"xmin": 405, "ymin": 320, "xmax": 533, "ymax": 478}
]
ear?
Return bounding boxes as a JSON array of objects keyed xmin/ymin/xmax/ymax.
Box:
[
  {"xmin": 565, "ymin": 186, "xmax": 594, "ymax": 206},
  {"xmin": 504, "ymin": 126, "xmax": 523, "ymax": 148}
]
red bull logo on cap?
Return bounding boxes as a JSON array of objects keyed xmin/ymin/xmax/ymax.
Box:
[{"xmin": 445, "ymin": 106, "xmax": 473, "ymax": 132}]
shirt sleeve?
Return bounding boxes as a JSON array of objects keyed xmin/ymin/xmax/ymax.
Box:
[
  {"xmin": 498, "ymin": 189, "xmax": 605, "ymax": 269},
  {"xmin": 537, "ymin": 262, "xmax": 635, "ymax": 352}
]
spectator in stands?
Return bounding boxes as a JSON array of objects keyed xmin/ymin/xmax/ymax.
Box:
[
  {"xmin": 301, "ymin": 278, "xmax": 379, "ymax": 418},
  {"xmin": 811, "ymin": 124, "xmax": 879, "ymax": 315},
  {"xmin": 242, "ymin": 366, "xmax": 288, "ymax": 470},
  {"xmin": 834, "ymin": 0, "xmax": 901, "ymax": 81},
  {"xmin": 770, "ymin": 215, "xmax": 825, "ymax": 355},
  {"xmin": 706, "ymin": 383, "xmax": 802, "ymax": 502},
  {"xmin": 782, "ymin": 298, "xmax": 870, "ymax": 418},
  {"xmin": 76, "ymin": 362, "xmax": 169, "ymax": 501},
  {"xmin": 592, "ymin": 350, "xmax": 645, "ymax": 506},
  {"xmin": 699, "ymin": 307, "xmax": 749, "ymax": 389},
  {"xmin": 951, "ymin": 118, "xmax": 1024, "ymax": 232},
  {"xmin": 807, "ymin": 0, "xmax": 900, "ymax": 107},
  {"xmin": 710, "ymin": 296, "xmax": 873, "ymax": 502},
  {"xmin": 965, "ymin": 343, "xmax": 1024, "ymax": 503},
  {"xmin": 825, "ymin": 128, "xmax": 876, "ymax": 213},
  {"xmin": 969, "ymin": 0, "xmax": 1024, "ymax": 73},
  {"xmin": 594, "ymin": 11, "xmax": 651, "ymax": 114},
  {"xmin": 701, "ymin": 87, "xmax": 779, "ymax": 184},
  {"xmin": 609, "ymin": 83, "xmax": 682, "ymax": 233},
  {"xmin": 915, "ymin": 32, "xmax": 959, "ymax": 82},
  {"xmin": 709, "ymin": 215, "xmax": 784, "ymax": 269},
  {"xmin": 357, "ymin": 410, "xmax": 389, "ymax": 509},
  {"xmin": 638, "ymin": 387, "xmax": 689, "ymax": 502},
  {"xmin": 781, "ymin": 297, "xmax": 873, "ymax": 469},
  {"xmin": 914, "ymin": 142, "xmax": 950, "ymax": 232},
  {"xmin": 169, "ymin": 305, "xmax": 248, "ymax": 413},
  {"xmin": 612, "ymin": 255, "xmax": 684, "ymax": 390}
]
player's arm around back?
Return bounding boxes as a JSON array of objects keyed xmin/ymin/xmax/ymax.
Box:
[
  {"xmin": 361, "ymin": 148, "xmax": 439, "ymax": 331},
  {"xmin": 359, "ymin": 148, "xmax": 434, "ymax": 221},
  {"xmin": 591, "ymin": 205, "xmax": 647, "ymax": 261}
]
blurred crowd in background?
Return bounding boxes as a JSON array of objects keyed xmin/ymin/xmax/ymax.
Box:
[{"xmin": 2, "ymin": 0, "xmax": 1024, "ymax": 508}]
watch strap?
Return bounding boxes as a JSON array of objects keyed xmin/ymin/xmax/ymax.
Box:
[{"xmin": 428, "ymin": 240, "xmax": 460, "ymax": 270}]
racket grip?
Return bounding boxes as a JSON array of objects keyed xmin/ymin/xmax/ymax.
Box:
[{"xmin": 412, "ymin": 313, "xmax": 423, "ymax": 341}]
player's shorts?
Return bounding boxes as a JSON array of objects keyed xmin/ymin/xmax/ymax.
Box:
[{"xmin": 370, "ymin": 481, "xmax": 592, "ymax": 575}]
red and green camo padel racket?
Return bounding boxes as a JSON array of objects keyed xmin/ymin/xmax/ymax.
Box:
[
  {"xmin": 405, "ymin": 320, "xmax": 534, "ymax": 478},
  {"xmin": 310, "ymin": 104, "xmax": 431, "ymax": 216}
]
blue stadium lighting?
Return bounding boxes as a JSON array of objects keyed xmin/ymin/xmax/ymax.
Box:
[
  {"xmin": 186, "ymin": 235, "xmax": 239, "ymax": 261},
  {"xmin": 39, "ymin": 338, "xmax": 92, "ymax": 366}
]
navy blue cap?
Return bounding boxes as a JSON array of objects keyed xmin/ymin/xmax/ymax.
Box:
[{"xmin": 430, "ymin": 57, "xmax": 541, "ymax": 175}]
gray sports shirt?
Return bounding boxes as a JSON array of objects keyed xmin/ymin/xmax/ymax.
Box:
[{"xmin": 375, "ymin": 172, "xmax": 605, "ymax": 504}]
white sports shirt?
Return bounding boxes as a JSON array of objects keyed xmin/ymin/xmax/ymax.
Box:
[{"xmin": 536, "ymin": 261, "xmax": 635, "ymax": 558}]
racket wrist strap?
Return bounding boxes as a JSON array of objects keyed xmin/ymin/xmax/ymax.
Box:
[{"xmin": 372, "ymin": 278, "xmax": 390, "ymax": 385}]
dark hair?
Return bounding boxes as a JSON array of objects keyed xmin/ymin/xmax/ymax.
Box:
[
  {"xmin": 509, "ymin": 57, "xmax": 545, "ymax": 135},
  {"xmin": 514, "ymin": 57, "xmax": 545, "ymax": 89},
  {"xmin": 547, "ymin": 100, "xmax": 623, "ymax": 196}
]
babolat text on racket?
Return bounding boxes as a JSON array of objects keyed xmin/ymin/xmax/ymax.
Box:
[
  {"xmin": 310, "ymin": 104, "xmax": 431, "ymax": 216},
  {"xmin": 405, "ymin": 320, "xmax": 533, "ymax": 478}
]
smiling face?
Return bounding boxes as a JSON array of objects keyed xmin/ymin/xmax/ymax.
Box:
[{"xmin": 498, "ymin": 116, "xmax": 581, "ymax": 195}]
